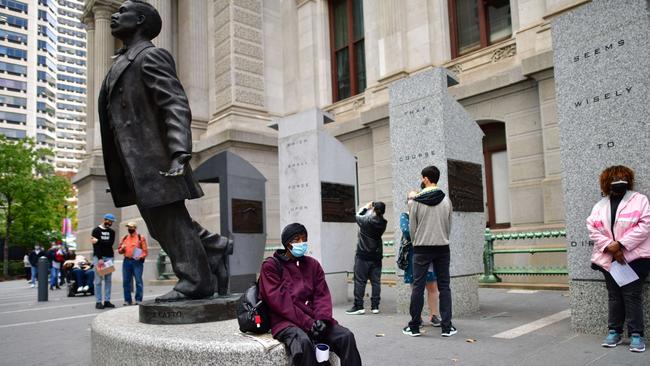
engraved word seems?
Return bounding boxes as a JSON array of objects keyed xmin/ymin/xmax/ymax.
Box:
[{"xmin": 573, "ymin": 40, "xmax": 624, "ymax": 63}]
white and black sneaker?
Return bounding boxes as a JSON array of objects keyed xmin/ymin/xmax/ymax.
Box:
[
  {"xmin": 345, "ymin": 306, "xmax": 365, "ymax": 315},
  {"xmin": 441, "ymin": 326, "xmax": 458, "ymax": 337},
  {"xmin": 402, "ymin": 326, "xmax": 421, "ymax": 337}
]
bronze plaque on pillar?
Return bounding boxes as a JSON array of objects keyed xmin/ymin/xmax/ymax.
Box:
[
  {"xmin": 321, "ymin": 182, "xmax": 356, "ymax": 223},
  {"xmin": 232, "ymin": 199, "xmax": 264, "ymax": 233},
  {"xmin": 447, "ymin": 159, "xmax": 484, "ymax": 212}
]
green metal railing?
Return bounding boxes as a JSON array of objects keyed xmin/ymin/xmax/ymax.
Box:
[
  {"xmin": 479, "ymin": 228, "xmax": 568, "ymax": 283},
  {"xmin": 263, "ymin": 241, "xmax": 398, "ymax": 275},
  {"xmin": 158, "ymin": 231, "xmax": 569, "ymax": 282},
  {"xmin": 156, "ymin": 249, "xmax": 174, "ymax": 280}
]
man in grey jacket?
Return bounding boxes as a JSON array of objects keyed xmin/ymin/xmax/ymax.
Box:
[{"xmin": 402, "ymin": 165, "xmax": 455, "ymax": 337}]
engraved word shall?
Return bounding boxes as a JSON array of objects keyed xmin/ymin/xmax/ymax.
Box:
[{"xmin": 286, "ymin": 138, "xmax": 308, "ymax": 148}]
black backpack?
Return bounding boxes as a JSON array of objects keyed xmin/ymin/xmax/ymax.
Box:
[
  {"xmin": 237, "ymin": 257, "xmax": 283, "ymax": 334},
  {"xmin": 396, "ymin": 234, "xmax": 412, "ymax": 271}
]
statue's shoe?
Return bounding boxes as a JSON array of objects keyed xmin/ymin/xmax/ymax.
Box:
[
  {"xmin": 203, "ymin": 234, "xmax": 234, "ymax": 255},
  {"xmin": 155, "ymin": 289, "xmax": 188, "ymax": 302}
]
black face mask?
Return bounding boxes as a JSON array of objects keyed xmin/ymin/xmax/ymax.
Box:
[
  {"xmin": 128, "ymin": 229, "xmax": 135, "ymax": 234},
  {"xmin": 420, "ymin": 181, "xmax": 426, "ymax": 190},
  {"xmin": 611, "ymin": 183, "xmax": 628, "ymax": 195}
]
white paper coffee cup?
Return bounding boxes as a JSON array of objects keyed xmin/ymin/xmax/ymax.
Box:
[{"xmin": 315, "ymin": 343, "xmax": 329, "ymax": 362}]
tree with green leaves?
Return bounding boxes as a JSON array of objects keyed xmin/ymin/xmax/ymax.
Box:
[{"xmin": 0, "ymin": 136, "xmax": 72, "ymax": 277}]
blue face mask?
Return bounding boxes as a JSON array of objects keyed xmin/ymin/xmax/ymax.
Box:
[{"xmin": 290, "ymin": 242, "xmax": 308, "ymax": 257}]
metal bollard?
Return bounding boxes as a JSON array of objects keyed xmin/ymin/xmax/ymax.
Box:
[{"xmin": 37, "ymin": 257, "xmax": 49, "ymax": 301}]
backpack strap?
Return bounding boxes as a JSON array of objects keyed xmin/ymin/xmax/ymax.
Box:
[{"xmin": 265, "ymin": 256, "xmax": 283, "ymax": 278}]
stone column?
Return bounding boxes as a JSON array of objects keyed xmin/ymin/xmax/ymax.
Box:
[
  {"xmin": 72, "ymin": 5, "xmax": 120, "ymax": 253},
  {"xmin": 84, "ymin": 16, "xmax": 95, "ymax": 155},
  {"xmin": 93, "ymin": 6, "xmax": 114, "ymax": 153},
  {"xmin": 178, "ymin": 0, "xmax": 209, "ymax": 137},
  {"xmin": 146, "ymin": 0, "xmax": 174, "ymax": 54}
]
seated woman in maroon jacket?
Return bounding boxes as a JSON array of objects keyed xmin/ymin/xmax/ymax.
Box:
[{"xmin": 259, "ymin": 223, "xmax": 362, "ymax": 366}]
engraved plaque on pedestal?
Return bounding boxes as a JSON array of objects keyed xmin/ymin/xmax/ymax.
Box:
[
  {"xmin": 447, "ymin": 159, "xmax": 484, "ymax": 212},
  {"xmin": 321, "ymin": 182, "xmax": 356, "ymax": 223},
  {"xmin": 232, "ymin": 199, "xmax": 264, "ymax": 234}
]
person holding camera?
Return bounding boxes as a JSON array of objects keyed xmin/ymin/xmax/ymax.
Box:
[{"xmin": 346, "ymin": 201, "xmax": 387, "ymax": 315}]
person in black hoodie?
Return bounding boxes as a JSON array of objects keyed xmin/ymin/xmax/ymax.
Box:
[
  {"xmin": 402, "ymin": 165, "xmax": 455, "ymax": 338},
  {"xmin": 346, "ymin": 201, "xmax": 388, "ymax": 315}
]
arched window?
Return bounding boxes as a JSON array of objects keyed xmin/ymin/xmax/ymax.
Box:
[{"xmin": 480, "ymin": 121, "xmax": 510, "ymax": 228}]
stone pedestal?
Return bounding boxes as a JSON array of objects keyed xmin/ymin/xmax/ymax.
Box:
[
  {"xmin": 139, "ymin": 295, "xmax": 239, "ymax": 325},
  {"xmin": 92, "ymin": 307, "xmax": 340, "ymax": 366},
  {"xmin": 388, "ymin": 68, "xmax": 485, "ymax": 316},
  {"xmin": 275, "ymin": 108, "xmax": 358, "ymax": 305},
  {"xmin": 552, "ymin": 0, "xmax": 650, "ymax": 334}
]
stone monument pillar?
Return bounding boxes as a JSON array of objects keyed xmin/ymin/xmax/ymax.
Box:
[
  {"xmin": 276, "ymin": 108, "xmax": 358, "ymax": 304},
  {"xmin": 552, "ymin": 0, "xmax": 650, "ymax": 335},
  {"xmin": 194, "ymin": 151, "xmax": 267, "ymax": 293},
  {"xmin": 389, "ymin": 68, "xmax": 485, "ymax": 316}
]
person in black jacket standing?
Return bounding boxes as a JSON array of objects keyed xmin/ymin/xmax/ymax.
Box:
[
  {"xmin": 92, "ymin": 214, "xmax": 116, "ymax": 309},
  {"xmin": 347, "ymin": 201, "xmax": 387, "ymax": 315}
]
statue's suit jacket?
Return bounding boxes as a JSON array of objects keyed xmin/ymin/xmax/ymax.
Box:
[{"xmin": 98, "ymin": 41, "xmax": 203, "ymax": 208}]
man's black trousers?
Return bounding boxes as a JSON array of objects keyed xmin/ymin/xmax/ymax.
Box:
[
  {"xmin": 353, "ymin": 256, "xmax": 382, "ymax": 308},
  {"xmin": 409, "ymin": 246, "xmax": 452, "ymax": 331},
  {"xmin": 138, "ymin": 200, "xmax": 214, "ymax": 298},
  {"xmin": 276, "ymin": 324, "xmax": 362, "ymax": 366}
]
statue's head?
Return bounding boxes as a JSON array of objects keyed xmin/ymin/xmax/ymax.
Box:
[{"xmin": 110, "ymin": 0, "xmax": 162, "ymax": 41}]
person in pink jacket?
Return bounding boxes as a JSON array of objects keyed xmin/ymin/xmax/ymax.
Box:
[{"xmin": 587, "ymin": 165, "xmax": 650, "ymax": 352}]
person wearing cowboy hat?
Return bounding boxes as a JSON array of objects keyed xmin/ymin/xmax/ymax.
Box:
[{"xmin": 118, "ymin": 222, "xmax": 148, "ymax": 306}]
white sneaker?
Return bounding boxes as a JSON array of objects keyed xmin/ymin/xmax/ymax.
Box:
[
  {"xmin": 441, "ymin": 326, "xmax": 458, "ymax": 337},
  {"xmin": 82, "ymin": 285, "xmax": 89, "ymax": 292},
  {"xmin": 77, "ymin": 286, "xmax": 84, "ymax": 293},
  {"xmin": 30, "ymin": 283, "xmax": 35, "ymax": 288},
  {"xmin": 371, "ymin": 308, "xmax": 380, "ymax": 314}
]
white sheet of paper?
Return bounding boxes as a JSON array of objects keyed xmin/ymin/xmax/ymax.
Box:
[
  {"xmin": 133, "ymin": 247, "xmax": 143, "ymax": 260},
  {"xmin": 609, "ymin": 261, "xmax": 639, "ymax": 287}
]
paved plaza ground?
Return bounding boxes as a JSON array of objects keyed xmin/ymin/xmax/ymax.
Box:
[{"xmin": 0, "ymin": 279, "xmax": 646, "ymax": 366}]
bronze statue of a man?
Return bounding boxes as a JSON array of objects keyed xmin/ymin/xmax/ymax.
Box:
[{"xmin": 99, "ymin": 0, "xmax": 231, "ymax": 302}]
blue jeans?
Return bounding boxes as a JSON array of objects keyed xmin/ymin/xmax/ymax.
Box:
[
  {"xmin": 94, "ymin": 257, "xmax": 112, "ymax": 302},
  {"xmin": 122, "ymin": 258, "xmax": 144, "ymax": 303},
  {"xmin": 49, "ymin": 267, "xmax": 60, "ymax": 288},
  {"xmin": 72, "ymin": 268, "xmax": 94, "ymax": 289},
  {"xmin": 30, "ymin": 266, "xmax": 38, "ymax": 284}
]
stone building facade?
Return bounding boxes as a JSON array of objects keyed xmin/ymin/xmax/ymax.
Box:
[{"xmin": 74, "ymin": 0, "xmax": 587, "ymax": 257}]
